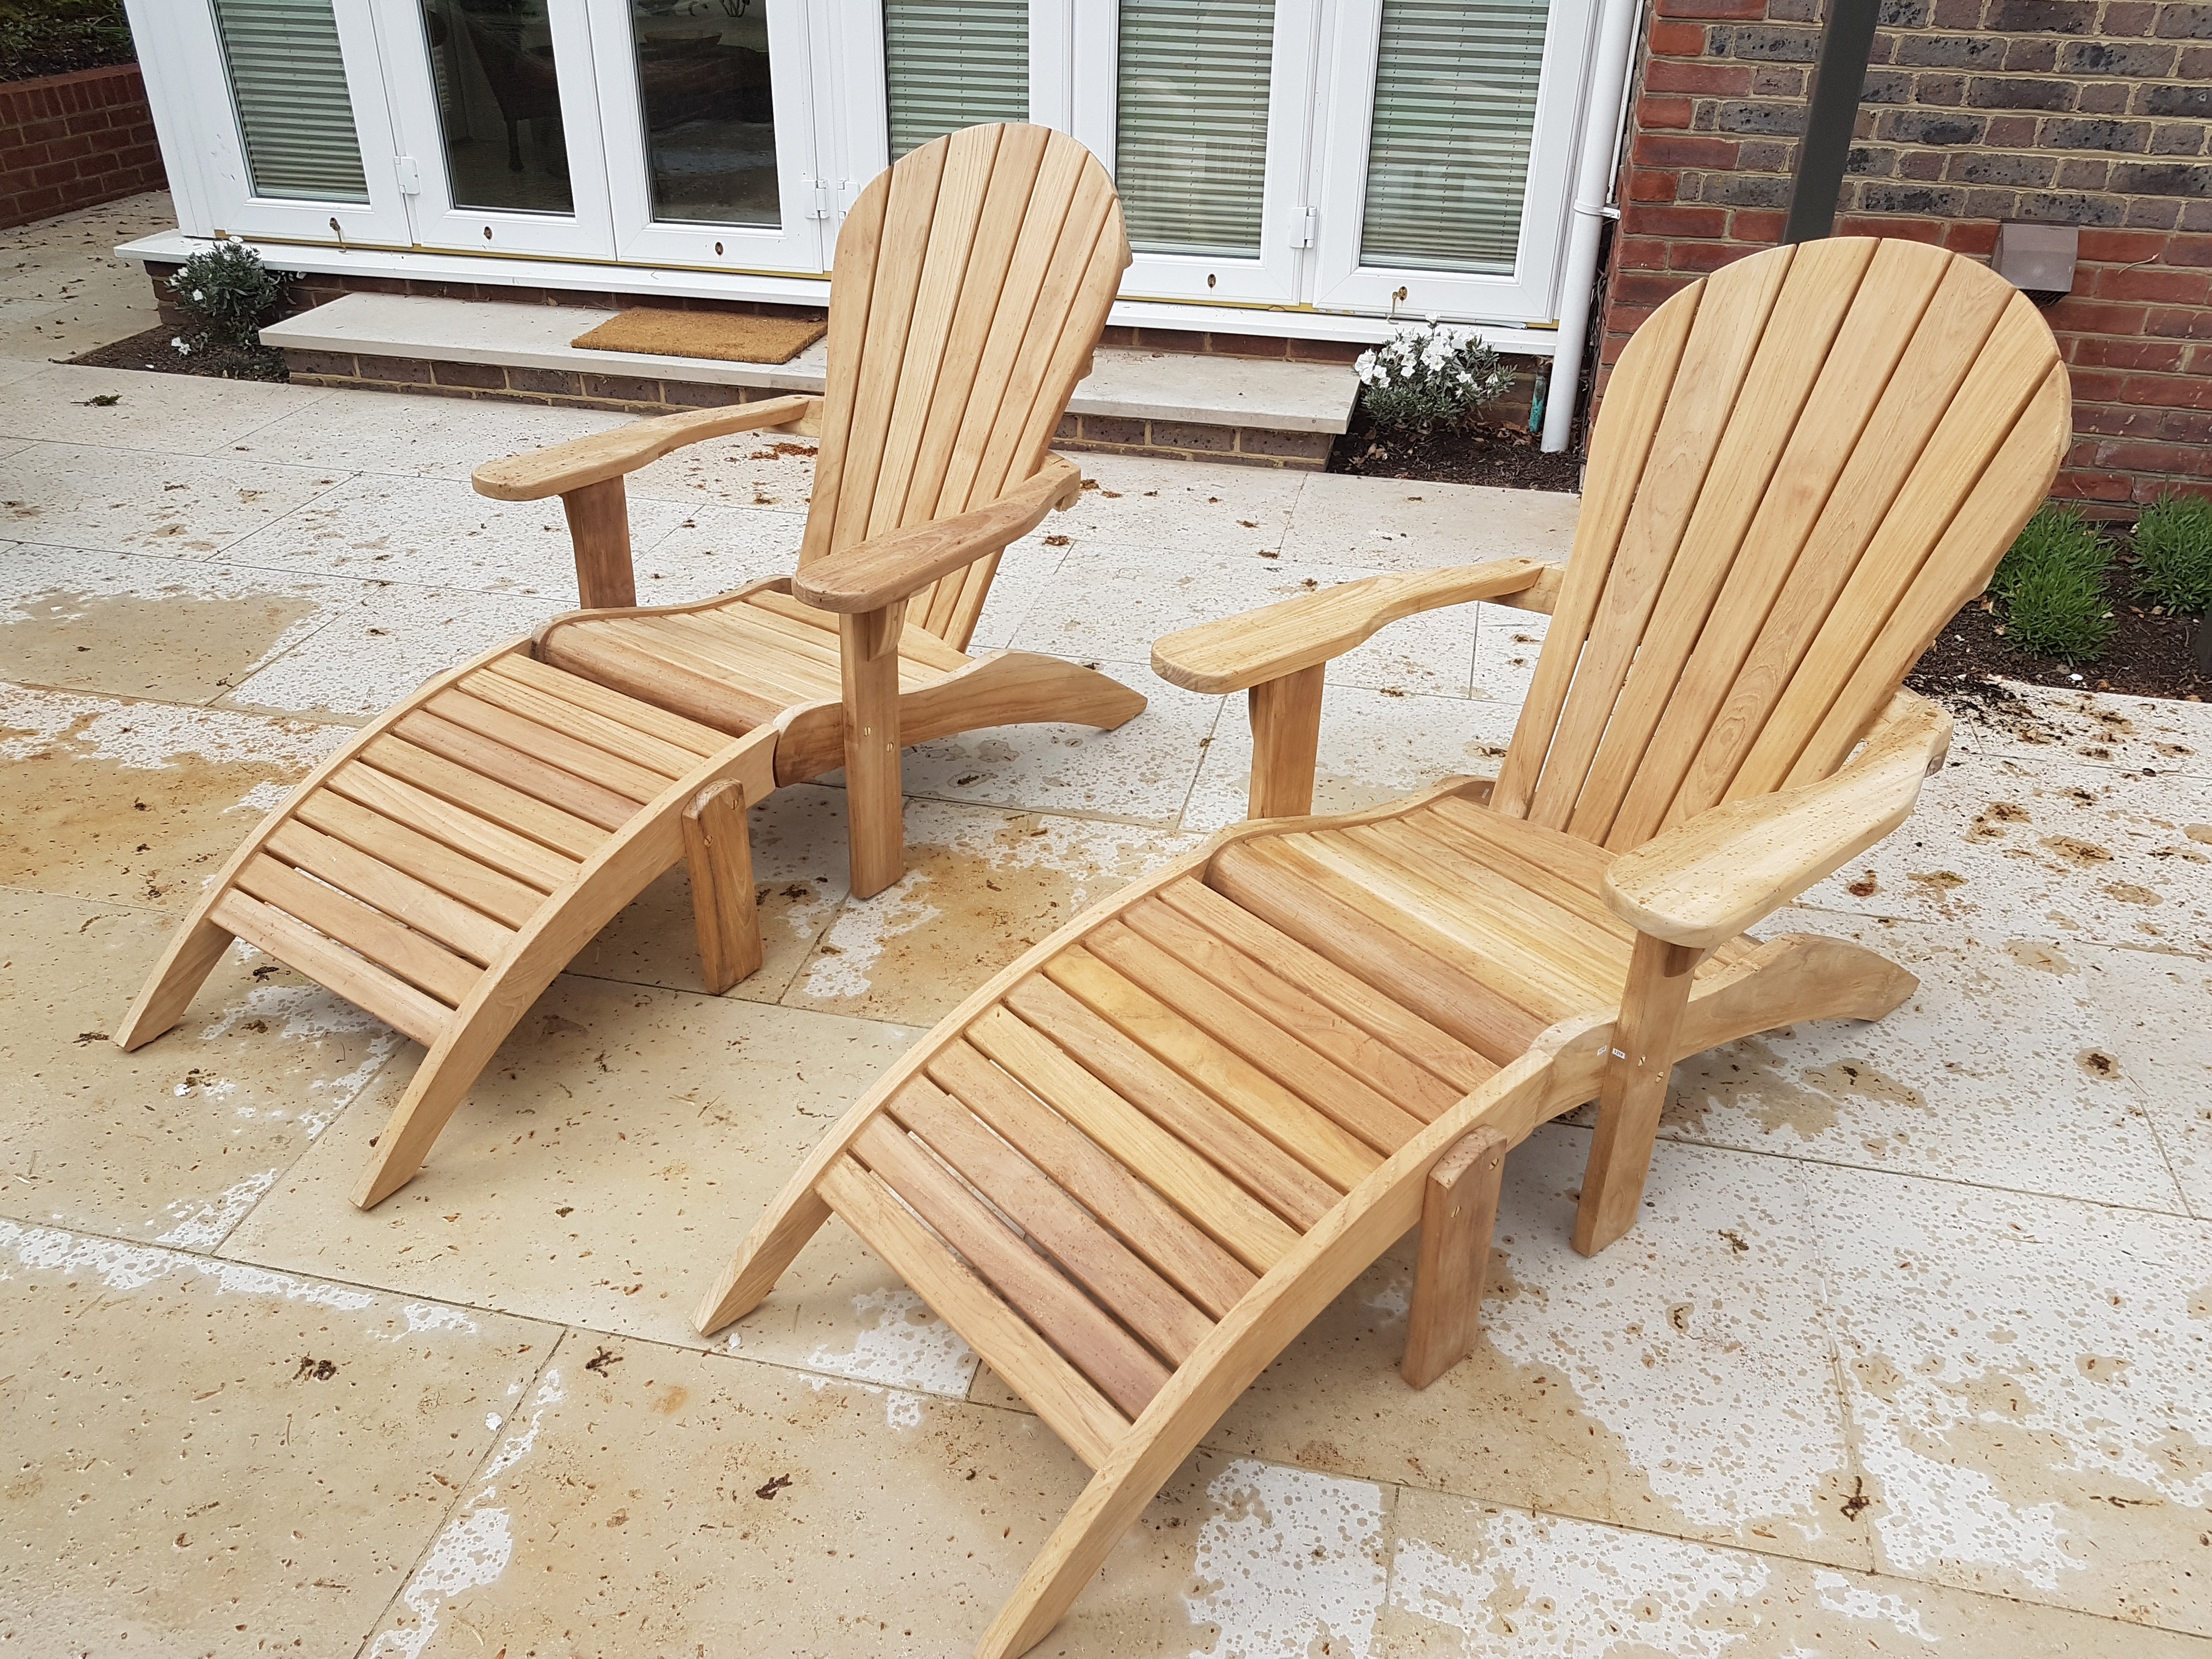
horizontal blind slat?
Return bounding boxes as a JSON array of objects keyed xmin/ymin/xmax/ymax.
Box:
[
  {"xmin": 1116, "ymin": 0, "xmax": 1276, "ymax": 259},
  {"xmin": 883, "ymin": 0, "xmax": 1030, "ymax": 158},
  {"xmin": 1361, "ymin": 0, "xmax": 1550, "ymax": 275},
  {"xmin": 212, "ymin": 0, "xmax": 370, "ymax": 204}
]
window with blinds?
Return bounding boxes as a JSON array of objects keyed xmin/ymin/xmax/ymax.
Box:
[
  {"xmin": 883, "ymin": 1, "xmax": 1029, "ymax": 159},
  {"xmin": 1359, "ymin": 0, "xmax": 1550, "ymax": 274},
  {"xmin": 210, "ymin": 0, "xmax": 370, "ymax": 203},
  {"xmin": 1115, "ymin": 0, "xmax": 1274, "ymax": 259}
]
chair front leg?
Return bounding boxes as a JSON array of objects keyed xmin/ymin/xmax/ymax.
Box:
[
  {"xmin": 561, "ymin": 476, "xmax": 635, "ymax": 608},
  {"xmin": 682, "ymin": 780, "xmax": 763, "ymax": 994},
  {"xmin": 842, "ymin": 602, "xmax": 907, "ymax": 899},
  {"xmin": 1246, "ymin": 663, "xmax": 1325, "ymax": 819},
  {"xmin": 1402, "ymin": 1124, "xmax": 1509, "ymax": 1389},
  {"xmin": 1573, "ymin": 932, "xmax": 1704, "ymax": 1256}
]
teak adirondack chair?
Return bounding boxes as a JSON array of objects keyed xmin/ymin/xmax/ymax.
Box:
[
  {"xmin": 692, "ymin": 236, "xmax": 2070, "ymax": 1655},
  {"xmin": 114, "ymin": 124, "xmax": 1144, "ymax": 1209}
]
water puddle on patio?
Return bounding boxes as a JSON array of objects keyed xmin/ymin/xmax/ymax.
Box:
[{"xmin": 2, "ymin": 586, "xmax": 321, "ymax": 704}]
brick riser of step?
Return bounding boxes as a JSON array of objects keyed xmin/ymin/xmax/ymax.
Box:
[{"xmin": 282, "ymin": 348, "xmax": 1338, "ymax": 469}]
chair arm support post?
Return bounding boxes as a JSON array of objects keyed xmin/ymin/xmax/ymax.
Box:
[
  {"xmin": 1573, "ymin": 932, "xmax": 1705, "ymax": 1256},
  {"xmin": 793, "ymin": 456, "xmax": 1084, "ymax": 614},
  {"xmin": 1601, "ymin": 691, "xmax": 1952, "ymax": 948},
  {"xmin": 841, "ymin": 602, "xmax": 908, "ymax": 900},
  {"xmin": 561, "ymin": 476, "xmax": 635, "ymax": 610},
  {"xmin": 472, "ymin": 395, "xmax": 821, "ymax": 502},
  {"xmin": 1151, "ymin": 557, "xmax": 1553, "ymax": 696},
  {"xmin": 1246, "ymin": 664, "xmax": 1326, "ymax": 820}
]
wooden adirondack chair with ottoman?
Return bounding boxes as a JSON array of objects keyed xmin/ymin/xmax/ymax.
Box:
[
  {"xmin": 692, "ymin": 235, "xmax": 2070, "ymax": 1656},
  {"xmin": 114, "ymin": 124, "xmax": 1145, "ymax": 1209}
]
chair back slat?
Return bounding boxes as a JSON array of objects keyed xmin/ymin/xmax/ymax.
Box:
[
  {"xmin": 797, "ymin": 125, "xmax": 1128, "ymax": 651},
  {"xmin": 1492, "ymin": 238, "xmax": 2068, "ymax": 849}
]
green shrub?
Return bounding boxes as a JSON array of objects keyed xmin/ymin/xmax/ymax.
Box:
[
  {"xmin": 1990, "ymin": 504, "xmax": 2114, "ymax": 661},
  {"xmin": 0, "ymin": 1, "xmax": 132, "ymax": 82},
  {"xmin": 2130, "ymin": 491, "xmax": 2212, "ymax": 616},
  {"xmin": 1355, "ymin": 320, "xmax": 1515, "ymax": 435},
  {"xmin": 163, "ymin": 241, "xmax": 295, "ymax": 380}
]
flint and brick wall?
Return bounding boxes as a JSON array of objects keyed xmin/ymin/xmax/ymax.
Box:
[
  {"xmin": 1, "ymin": 64, "xmax": 164, "ymax": 230},
  {"xmin": 1599, "ymin": 0, "xmax": 2211, "ymax": 511}
]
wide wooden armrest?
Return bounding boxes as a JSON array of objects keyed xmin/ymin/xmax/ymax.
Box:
[
  {"xmin": 1602, "ymin": 691, "xmax": 1953, "ymax": 948},
  {"xmin": 472, "ymin": 394, "xmax": 820, "ymax": 502},
  {"xmin": 1150, "ymin": 557, "xmax": 1553, "ymax": 696},
  {"xmin": 791, "ymin": 455, "xmax": 1082, "ymax": 613}
]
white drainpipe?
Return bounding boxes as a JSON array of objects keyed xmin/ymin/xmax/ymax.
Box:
[{"xmin": 1541, "ymin": 0, "xmax": 1645, "ymax": 454}]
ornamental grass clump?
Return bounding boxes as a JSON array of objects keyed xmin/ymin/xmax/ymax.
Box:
[
  {"xmin": 1354, "ymin": 319, "xmax": 1514, "ymax": 435},
  {"xmin": 163, "ymin": 241, "xmax": 294, "ymax": 380},
  {"xmin": 1989, "ymin": 503, "xmax": 2115, "ymax": 662},
  {"xmin": 2130, "ymin": 491, "xmax": 2212, "ymax": 617}
]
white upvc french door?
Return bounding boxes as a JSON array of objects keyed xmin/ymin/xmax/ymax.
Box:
[
  {"xmin": 1307, "ymin": 0, "xmax": 1596, "ymax": 325},
  {"xmin": 372, "ymin": 0, "xmax": 617, "ymax": 260},
  {"xmin": 1064, "ymin": 0, "xmax": 1322, "ymax": 308},
  {"xmin": 127, "ymin": 0, "xmax": 414, "ymax": 247},
  {"xmin": 589, "ymin": 0, "xmax": 833, "ymax": 275}
]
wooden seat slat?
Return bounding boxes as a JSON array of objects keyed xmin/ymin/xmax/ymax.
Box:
[
  {"xmin": 819, "ymin": 1153, "xmax": 1130, "ymax": 1468},
  {"xmin": 890, "ymin": 1076, "xmax": 1215, "ymax": 1365},
  {"xmin": 294, "ymin": 790, "xmax": 545, "ymax": 929},
  {"xmin": 926, "ymin": 1040, "xmax": 1256, "ymax": 1319},
  {"xmin": 265, "ymin": 819, "xmax": 513, "ymax": 966},
  {"xmin": 211, "ymin": 889, "xmax": 451, "ymax": 1048},
  {"xmin": 853, "ymin": 1116, "xmax": 1173, "ymax": 1418}
]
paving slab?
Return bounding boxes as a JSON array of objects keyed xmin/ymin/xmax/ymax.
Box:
[
  {"xmin": 2, "ymin": 440, "xmax": 351, "ymax": 557},
  {"xmin": 1282, "ymin": 470, "xmax": 1579, "ymax": 569},
  {"xmin": 0, "ymin": 360, "xmax": 332, "ymax": 454},
  {"xmin": 1663, "ymin": 909, "xmax": 2188, "ymax": 1213},
  {"xmin": 2075, "ymin": 943, "xmax": 2212, "ymax": 1219},
  {"xmin": 0, "ymin": 189, "xmax": 175, "ymax": 360},
  {"xmin": 1809, "ymin": 1163, "xmax": 2212, "ymax": 1633},
  {"xmin": 231, "ymin": 386, "xmax": 626, "ymax": 481},
  {"xmin": 0, "ymin": 683, "xmax": 345, "ymax": 910},
  {"xmin": 0, "ymin": 1218, "xmax": 552, "ymax": 1657},
  {"xmin": 224, "ymin": 971, "xmax": 929, "ymax": 1376},
  {"xmin": 779, "ymin": 798, "xmax": 1205, "ymax": 1025},
  {"xmin": 0, "ymin": 888, "xmax": 397, "ymax": 1245},
  {"xmin": 1177, "ymin": 1126, "xmax": 1870, "ymax": 1568},
  {"xmin": 1380, "ymin": 1490, "xmax": 2211, "ymax": 1656}
]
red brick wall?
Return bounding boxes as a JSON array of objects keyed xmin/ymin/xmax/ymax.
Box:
[
  {"xmin": 0, "ymin": 64, "xmax": 165, "ymax": 231},
  {"xmin": 1596, "ymin": 0, "xmax": 2210, "ymax": 512}
]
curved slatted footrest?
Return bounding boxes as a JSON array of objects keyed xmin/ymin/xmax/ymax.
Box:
[{"xmin": 116, "ymin": 645, "xmax": 778, "ymax": 1208}]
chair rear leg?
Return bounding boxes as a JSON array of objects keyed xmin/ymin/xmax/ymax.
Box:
[
  {"xmin": 1402, "ymin": 1126, "xmax": 1509, "ymax": 1389},
  {"xmin": 695, "ymin": 1176, "xmax": 835, "ymax": 1334},
  {"xmin": 1573, "ymin": 934, "xmax": 1701, "ymax": 1257},
  {"xmin": 115, "ymin": 912, "xmax": 235, "ymax": 1052}
]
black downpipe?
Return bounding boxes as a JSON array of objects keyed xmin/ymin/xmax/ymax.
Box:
[{"xmin": 1783, "ymin": 0, "xmax": 1883, "ymax": 244}]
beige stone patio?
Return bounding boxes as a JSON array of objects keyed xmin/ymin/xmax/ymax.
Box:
[{"xmin": 2, "ymin": 194, "xmax": 2209, "ymax": 1657}]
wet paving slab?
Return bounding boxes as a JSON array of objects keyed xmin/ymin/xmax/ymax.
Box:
[{"xmin": 0, "ymin": 1220, "xmax": 552, "ymax": 1657}]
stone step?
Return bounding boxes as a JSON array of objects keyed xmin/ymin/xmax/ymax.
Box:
[{"xmin": 263, "ymin": 293, "xmax": 1357, "ymax": 469}]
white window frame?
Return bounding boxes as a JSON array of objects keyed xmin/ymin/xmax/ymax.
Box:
[
  {"xmin": 126, "ymin": 0, "xmax": 414, "ymax": 247},
  {"xmin": 588, "ymin": 0, "xmax": 833, "ymax": 276},
  {"xmin": 1307, "ymin": 0, "xmax": 1596, "ymax": 325},
  {"xmin": 370, "ymin": 0, "xmax": 618, "ymax": 260},
  {"xmin": 1069, "ymin": 0, "xmax": 1323, "ymax": 308}
]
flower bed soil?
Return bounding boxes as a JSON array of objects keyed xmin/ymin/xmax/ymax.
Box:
[
  {"xmin": 1327, "ymin": 404, "xmax": 1582, "ymax": 493},
  {"xmin": 67, "ymin": 324, "xmax": 284, "ymax": 381},
  {"xmin": 1909, "ymin": 559, "xmax": 2207, "ymax": 705}
]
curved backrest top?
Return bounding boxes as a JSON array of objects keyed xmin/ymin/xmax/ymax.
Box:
[
  {"xmin": 1492, "ymin": 236, "xmax": 2070, "ymax": 850},
  {"xmin": 799, "ymin": 123, "xmax": 1129, "ymax": 648}
]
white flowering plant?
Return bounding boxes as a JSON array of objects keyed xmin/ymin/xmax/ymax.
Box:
[
  {"xmin": 164, "ymin": 240, "xmax": 294, "ymax": 354},
  {"xmin": 1353, "ymin": 319, "xmax": 1514, "ymax": 435}
]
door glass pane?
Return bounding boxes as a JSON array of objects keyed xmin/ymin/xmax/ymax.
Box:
[
  {"xmin": 1361, "ymin": 0, "xmax": 1550, "ymax": 274},
  {"xmin": 1115, "ymin": 0, "xmax": 1274, "ymax": 259},
  {"xmin": 884, "ymin": 1, "xmax": 1029, "ymax": 159},
  {"xmin": 210, "ymin": 0, "xmax": 369, "ymax": 202},
  {"xmin": 420, "ymin": 0, "xmax": 575, "ymax": 215},
  {"xmin": 629, "ymin": 0, "xmax": 777, "ymax": 226}
]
